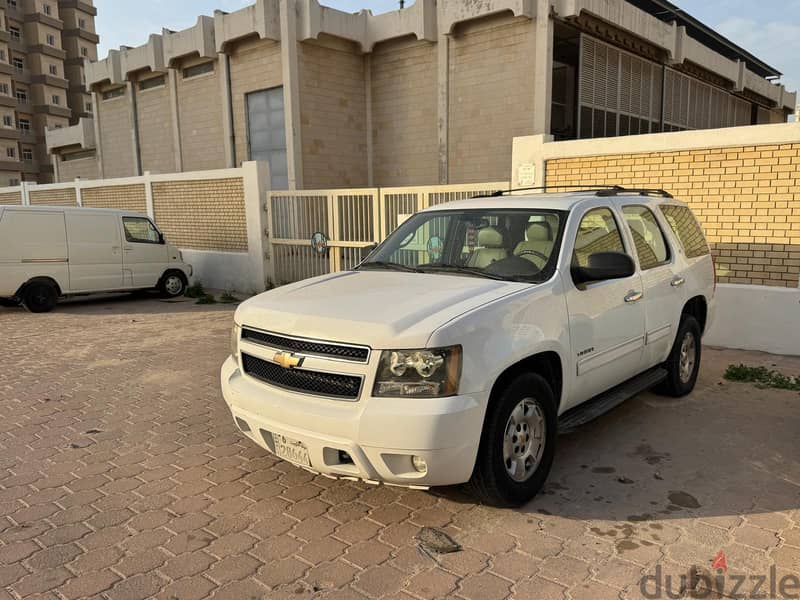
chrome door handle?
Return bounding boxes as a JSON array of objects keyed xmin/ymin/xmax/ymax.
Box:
[
  {"xmin": 624, "ymin": 291, "xmax": 643, "ymax": 303},
  {"xmin": 671, "ymin": 276, "xmax": 686, "ymax": 287}
]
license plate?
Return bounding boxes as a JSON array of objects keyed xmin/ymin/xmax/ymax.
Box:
[{"xmin": 272, "ymin": 433, "xmax": 311, "ymax": 467}]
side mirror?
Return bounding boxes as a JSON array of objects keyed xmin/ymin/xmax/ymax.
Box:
[
  {"xmin": 571, "ymin": 251, "xmax": 635, "ymax": 285},
  {"xmin": 158, "ymin": 232, "xmax": 165, "ymax": 245}
]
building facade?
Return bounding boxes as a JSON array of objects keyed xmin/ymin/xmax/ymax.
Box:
[
  {"xmin": 46, "ymin": 0, "xmax": 796, "ymax": 188},
  {"xmin": 0, "ymin": 0, "xmax": 97, "ymax": 186}
]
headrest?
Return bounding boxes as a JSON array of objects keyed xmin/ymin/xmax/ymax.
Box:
[
  {"xmin": 477, "ymin": 226, "xmax": 504, "ymax": 248},
  {"xmin": 526, "ymin": 221, "xmax": 551, "ymax": 242},
  {"xmin": 630, "ymin": 219, "xmax": 646, "ymax": 238}
]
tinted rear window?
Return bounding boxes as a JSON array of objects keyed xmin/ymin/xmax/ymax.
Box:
[{"xmin": 659, "ymin": 205, "xmax": 710, "ymax": 258}]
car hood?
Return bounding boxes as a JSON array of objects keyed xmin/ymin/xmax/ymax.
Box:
[{"xmin": 235, "ymin": 270, "xmax": 528, "ymax": 348}]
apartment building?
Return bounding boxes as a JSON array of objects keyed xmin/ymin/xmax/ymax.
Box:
[
  {"xmin": 0, "ymin": 0, "xmax": 97, "ymax": 186},
  {"xmin": 46, "ymin": 0, "xmax": 796, "ymax": 188}
]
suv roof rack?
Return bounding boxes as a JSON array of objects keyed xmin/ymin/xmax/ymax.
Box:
[{"xmin": 475, "ymin": 185, "xmax": 673, "ymax": 199}]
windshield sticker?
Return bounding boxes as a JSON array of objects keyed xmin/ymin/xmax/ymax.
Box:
[{"xmin": 427, "ymin": 236, "xmax": 444, "ymax": 261}]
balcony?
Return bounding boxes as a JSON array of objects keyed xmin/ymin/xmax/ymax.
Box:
[
  {"xmin": 11, "ymin": 66, "xmax": 31, "ymax": 83},
  {"xmin": 24, "ymin": 12, "xmax": 64, "ymax": 30},
  {"xmin": 62, "ymin": 27, "xmax": 98, "ymax": 44},
  {"xmin": 0, "ymin": 94, "xmax": 17, "ymax": 107},
  {"xmin": 0, "ymin": 126, "xmax": 20, "ymax": 140},
  {"xmin": 57, "ymin": 0, "xmax": 97, "ymax": 17},
  {"xmin": 45, "ymin": 116, "xmax": 94, "ymax": 152}
]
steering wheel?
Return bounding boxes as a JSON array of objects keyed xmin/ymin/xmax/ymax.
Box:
[{"xmin": 518, "ymin": 249, "xmax": 549, "ymax": 263}]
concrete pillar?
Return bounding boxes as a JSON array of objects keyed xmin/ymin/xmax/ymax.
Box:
[
  {"xmin": 242, "ymin": 160, "xmax": 273, "ymax": 291},
  {"xmin": 279, "ymin": 0, "xmax": 304, "ymax": 189},
  {"xmin": 532, "ymin": 0, "xmax": 554, "ymax": 135},
  {"xmin": 436, "ymin": 31, "xmax": 449, "ymax": 184},
  {"xmin": 167, "ymin": 68, "xmax": 183, "ymax": 172},
  {"xmin": 91, "ymin": 91, "xmax": 104, "ymax": 179},
  {"xmin": 143, "ymin": 171, "xmax": 155, "ymax": 220},
  {"xmin": 365, "ymin": 54, "xmax": 374, "ymax": 187},
  {"xmin": 127, "ymin": 81, "xmax": 143, "ymax": 176},
  {"xmin": 219, "ymin": 52, "xmax": 236, "ymax": 168},
  {"xmin": 74, "ymin": 177, "xmax": 82, "ymax": 206}
]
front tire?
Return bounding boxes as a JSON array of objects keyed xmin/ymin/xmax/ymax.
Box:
[
  {"xmin": 158, "ymin": 271, "xmax": 187, "ymax": 298},
  {"xmin": 22, "ymin": 281, "xmax": 58, "ymax": 313},
  {"xmin": 468, "ymin": 373, "xmax": 558, "ymax": 507},
  {"xmin": 655, "ymin": 315, "xmax": 702, "ymax": 397}
]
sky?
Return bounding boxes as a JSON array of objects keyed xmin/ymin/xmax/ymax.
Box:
[{"xmin": 95, "ymin": 0, "xmax": 800, "ymax": 93}]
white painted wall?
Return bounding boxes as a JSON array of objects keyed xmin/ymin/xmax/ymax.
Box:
[
  {"xmin": 181, "ymin": 250, "xmax": 254, "ymax": 293},
  {"xmin": 706, "ymin": 284, "xmax": 800, "ymax": 356}
]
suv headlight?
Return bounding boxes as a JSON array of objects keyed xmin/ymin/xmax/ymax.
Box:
[
  {"xmin": 373, "ymin": 346, "xmax": 461, "ymax": 398},
  {"xmin": 231, "ymin": 323, "xmax": 241, "ymax": 358}
]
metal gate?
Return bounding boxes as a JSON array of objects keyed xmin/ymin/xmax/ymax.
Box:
[{"xmin": 268, "ymin": 182, "xmax": 508, "ymax": 284}]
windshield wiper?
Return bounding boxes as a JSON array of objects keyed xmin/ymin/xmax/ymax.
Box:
[
  {"xmin": 417, "ymin": 264, "xmax": 512, "ymax": 281},
  {"xmin": 357, "ymin": 261, "xmax": 422, "ymax": 273}
]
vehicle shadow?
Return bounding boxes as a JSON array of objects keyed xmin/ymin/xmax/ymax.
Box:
[{"xmin": 436, "ymin": 347, "xmax": 800, "ymax": 523}]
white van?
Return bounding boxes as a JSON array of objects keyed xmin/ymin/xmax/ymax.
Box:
[{"xmin": 0, "ymin": 205, "xmax": 193, "ymax": 312}]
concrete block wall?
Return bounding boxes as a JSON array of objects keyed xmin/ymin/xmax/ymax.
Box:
[
  {"xmin": 96, "ymin": 89, "xmax": 136, "ymax": 179},
  {"xmin": 57, "ymin": 157, "xmax": 99, "ymax": 182},
  {"xmin": 81, "ymin": 184, "xmax": 148, "ymax": 214},
  {"xmin": 176, "ymin": 58, "xmax": 226, "ymax": 172},
  {"xmin": 135, "ymin": 78, "xmax": 177, "ymax": 174},
  {"xmin": 28, "ymin": 188, "xmax": 78, "ymax": 206},
  {"xmin": 545, "ymin": 144, "xmax": 800, "ymax": 288},
  {"xmin": 448, "ymin": 14, "xmax": 536, "ymax": 184},
  {"xmin": 151, "ymin": 178, "xmax": 247, "ymax": 252},
  {"xmin": 299, "ymin": 35, "xmax": 368, "ymax": 189},
  {"xmin": 0, "ymin": 191, "xmax": 22, "ymax": 204},
  {"xmin": 370, "ymin": 37, "xmax": 438, "ymax": 186}
]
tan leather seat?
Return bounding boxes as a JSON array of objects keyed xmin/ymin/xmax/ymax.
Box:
[
  {"xmin": 514, "ymin": 222, "xmax": 554, "ymax": 268},
  {"xmin": 467, "ymin": 226, "xmax": 508, "ymax": 268}
]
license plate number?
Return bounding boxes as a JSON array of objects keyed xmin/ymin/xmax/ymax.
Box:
[{"xmin": 272, "ymin": 434, "xmax": 311, "ymax": 467}]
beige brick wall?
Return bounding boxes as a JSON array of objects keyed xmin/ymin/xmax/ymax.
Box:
[
  {"xmin": 136, "ymin": 80, "xmax": 177, "ymax": 174},
  {"xmin": 449, "ymin": 14, "xmax": 536, "ymax": 184},
  {"xmin": 97, "ymin": 90, "xmax": 136, "ymax": 179},
  {"xmin": 81, "ymin": 184, "xmax": 147, "ymax": 214},
  {"xmin": 152, "ymin": 178, "xmax": 247, "ymax": 252},
  {"xmin": 545, "ymin": 143, "xmax": 800, "ymax": 287},
  {"xmin": 229, "ymin": 37, "xmax": 282, "ymax": 167},
  {"xmin": 29, "ymin": 188, "xmax": 77, "ymax": 206},
  {"xmin": 371, "ymin": 37, "xmax": 438, "ymax": 186},
  {"xmin": 0, "ymin": 191, "xmax": 22, "ymax": 205},
  {"xmin": 299, "ymin": 35, "xmax": 368, "ymax": 189},
  {"xmin": 176, "ymin": 59, "xmax": 226, "ymax": 172},
  {"xmin": 58, "ymin": 156, "xmax": 99, "ymax": 182}
]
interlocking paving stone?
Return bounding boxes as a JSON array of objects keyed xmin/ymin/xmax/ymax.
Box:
[{"xmin": 1, "ymin": 297, "xmax": 799, "ymax": 599}]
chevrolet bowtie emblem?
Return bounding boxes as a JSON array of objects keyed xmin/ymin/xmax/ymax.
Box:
[{"xmin": 272, "ymin": 351, "xmax": 303, "ymax": 369}]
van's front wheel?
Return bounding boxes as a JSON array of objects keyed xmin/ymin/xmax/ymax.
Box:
[
  {"xmin": 468, "ymin": 373, "xmax": 557, "ymax": 507},
  {"xmin": 23, "ymin": 280, "xmax": 58, "ymax": 313},
  {"xmin": 158, "ymin": 271, "xmax": 187, "ymax": 298}
]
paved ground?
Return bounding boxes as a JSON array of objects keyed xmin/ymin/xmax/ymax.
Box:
[{"xmin": 1, "ymin": 295, "xmax": 800, "ymax": 600}]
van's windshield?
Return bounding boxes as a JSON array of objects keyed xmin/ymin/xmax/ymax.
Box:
[{"xmin": 358, "ymin": 209, "xmax": 568, "ymax": 283}]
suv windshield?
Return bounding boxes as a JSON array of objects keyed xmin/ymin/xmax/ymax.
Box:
[{"xmin": 358, "ymin": 209, "xmax": 567, "ymax": 283}]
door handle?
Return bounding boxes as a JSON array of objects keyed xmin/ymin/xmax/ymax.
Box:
[
  {"xmin": 123, "ymin": 246, "xmax": 133, "ymax": 252},
  {"xmin": 670, "ymin": 276, "xmax": 686, "ymax": 287},
  {"xmin": 624, "ymin": 291, "xmax": 643, "ymax": 303}
]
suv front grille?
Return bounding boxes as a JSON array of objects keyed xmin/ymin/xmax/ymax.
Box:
[
  {"xmin": 241, "ymin": 329, "xmax": 369, "ymax": 363},
  {"xmin": 242, "ymin": 353, "xmax": 362, "ymax": 400}
]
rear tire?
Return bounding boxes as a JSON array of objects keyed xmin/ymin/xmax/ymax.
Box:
[
  {"xmin": 655, "ymin": 315, "xmax": 702, "ymax": 397},
  {"xmin": 468, "ymin": 373, "xmax": 558, "ymax": 507},
  {"xmin": 158, "ymin": 271, "xmax": 187, "ymax": 298},
  {"xmin": 22, "ymin": 281, "xmax": 58, "ymax": 313}
]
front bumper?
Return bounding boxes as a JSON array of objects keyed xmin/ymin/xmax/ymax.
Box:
[{"xmin": 220, "ymin": 355, "xmax": 488, "ymax": 487}]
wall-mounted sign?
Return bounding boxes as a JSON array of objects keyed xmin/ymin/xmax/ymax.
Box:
[
  {"xmin": 311, "ymin": 232, "xmax": 328, "ymax": 255},
  {"xmin": 518, "ymin": 163, "xmax": 536, "ymax": 187}
]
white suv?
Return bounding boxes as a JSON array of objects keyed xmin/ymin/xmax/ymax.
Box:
[{"xmin": 222, "ymin": 188, "xmax": 715, "ymax": 506}]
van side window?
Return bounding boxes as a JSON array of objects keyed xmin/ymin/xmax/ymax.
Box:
[
  {"xmin": 123, "ymin": 217, "xmax": 161, "ymax": 244},
  {"xmin": 622, "ymin": 205, "xmax": 670, "ymax": 269}
]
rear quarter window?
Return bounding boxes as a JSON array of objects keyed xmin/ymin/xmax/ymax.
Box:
[{"xmin": 659, "ymin": 205, "xmax": 710, "ymax": 259}]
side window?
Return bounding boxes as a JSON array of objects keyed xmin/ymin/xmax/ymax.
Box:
[
  {"xmin": 659, "ymin": 205, "xmax": 710, "ymax": 258},
  {"xmin": 622, "ymin": 205, "xmax": 670, "ymax": 269},
  {"xmin": 572, "ymin": 207, "xmax": 625, "ymax": 268},
  {"xmin": 122, "ymin": 217, "xmax": 160, "ymax": 244}
]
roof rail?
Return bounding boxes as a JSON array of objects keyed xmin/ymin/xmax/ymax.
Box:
[
  {"xmin": 477, "ymin": 184, "xmax": 625, "ymax": 198},
  {"xmin": 595, "ymin": 188, "xmax": 673, "ymax": 198},
  {"xmin": 474, "ymin": 185, "xmax": 673, "ymax": 199}
]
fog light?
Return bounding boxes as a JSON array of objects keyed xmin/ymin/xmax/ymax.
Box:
[{"xmin": 412, "ymin": 455, "xmax": 428, "ymax": 473}]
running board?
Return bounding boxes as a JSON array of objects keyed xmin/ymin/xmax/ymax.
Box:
[{"xmin": 558, "ymin": 367, "xmax": 667, "ymax": 434}]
